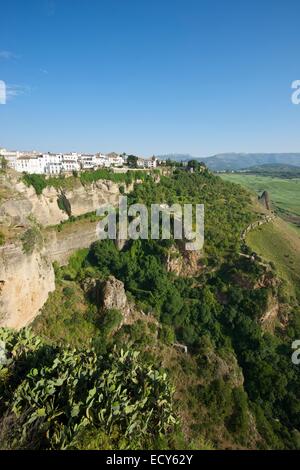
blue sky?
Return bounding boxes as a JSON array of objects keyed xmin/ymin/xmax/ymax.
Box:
[{"xmin": 1, "ymin": 0, "xmax": 300, "ymax": 156}]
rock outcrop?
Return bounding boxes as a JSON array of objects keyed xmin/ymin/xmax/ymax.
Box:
[
  {"xmin": 63, "ymin": 181, "xmax": 119, "ymax": 219},
  {"xmin": 0, "ymin": 244, "xmax": 55, "ymax": 328},
  {"xmin": 166, "ymin": 243, "xmax": 203, "ymax": 277},
  {"xmin": 259, "ymin": 190, "xmax": 271, "ymax": 210},
  {"xmin": 82, "ymin": 275, "xmax": 130, "ymax": 320},
  {"xmin": 101, "ymin": 276, "xmax": 130, "ymax": 318}
]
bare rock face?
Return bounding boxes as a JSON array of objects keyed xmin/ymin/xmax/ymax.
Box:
[
  {"xmin": 0, "ymin": 244, "xmax": 55, "ymax": 328},
  {"xmin": 0, "ymin": 178, "xmax": 120, "ymax": 227},
  {"xmin": 101, "ymin": 276, "xmax": 130, "ymax": 317},
  {"xmin": 166, "ymin": 244, "xmax": 203, "ymax": 277},
  {"xmin": 65, "ymin": 180, "xmax": 120, "ymax": 218},
  {"xmin": 259, "ymin": 190, "xmax": 271, "ymax": 210}
]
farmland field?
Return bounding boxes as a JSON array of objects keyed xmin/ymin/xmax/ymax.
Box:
[{"xmin": 219, "ymin": 174, "xmax": 300, "ymax": 222}]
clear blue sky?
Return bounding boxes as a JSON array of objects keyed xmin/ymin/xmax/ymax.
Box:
[{"xmin": 1, "ymin": 0, "xmax": 300, "ymax": 156}]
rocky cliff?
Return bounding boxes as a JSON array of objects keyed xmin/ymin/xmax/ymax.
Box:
[
  {"xmin": 0, "ymin": 177, "xmax": 120, "ymax": 227},
  {"xmin": 45, "ymin": 221, "xmax": 99, "ymax": 265},
  {"xmin": 0, "ymin": 243, "xmax": 55, "ymax": 329},
  {"xmin": 0, "ymin": 173, "xmax": 123, "ymax": 328}
]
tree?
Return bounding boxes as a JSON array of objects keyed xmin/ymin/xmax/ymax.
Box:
[
  {"xmin": 0, "ymin": 155, "xmax": 8, "ymax": 171},
  {"xmin": 127, "ymin": 155, "xmax": 138, "ymax": 168}
]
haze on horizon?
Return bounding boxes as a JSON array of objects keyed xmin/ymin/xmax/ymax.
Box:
[{"xmin": 1, "ymin": 0, "xmax": 300, "ymax": 157}]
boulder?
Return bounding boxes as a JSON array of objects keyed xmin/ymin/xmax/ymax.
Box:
[{"xmin": 101, "ymin": 276, "xmax": 130, "ymax": 317}]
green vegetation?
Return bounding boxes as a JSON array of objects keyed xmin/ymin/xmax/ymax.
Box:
[
  {"xmin": 57, "ymin": 192, "xmax": 72, "ymax": 216},
  {"xmin": 23, "ymin": 173, "xmax": 47, "ymax": 195},
  {"xmin": 3, "ymin": 170, "xmax": 300, "ymax": 450},
  {"xmin": 126, "ymin": 171, "xmax": 254, "ymax": 259},
  {"xmin": 0, "ymin": 231, "xmax": 5, "ymax": 246},
  {"xmin": 22, "ymin": 169, "xmax": 155, "ymax": 196},
  {"xmin": 127, "ymin": 155, "xmax": 138, "ymax": 168},
  {"xmin": 79, "ymin": 168, "xmax": 151, "ymax": 185},
  {"xmin": 247, "ymin": 219, "xmax": 300, "ymax": 300},
  {"xmin": 0, "ymin": 156, "xmax": 8, "ymax": 172},
  {"xmin": 0, "ymin": 328, "xmax": 176, "ymax": 450},
  {"xmin": 220, "ymin": 173, "xmax": 300, "ymax": 222},
  {"xmin": 20, "ymin": 226, "xmax": 43, "ymax": 254}
]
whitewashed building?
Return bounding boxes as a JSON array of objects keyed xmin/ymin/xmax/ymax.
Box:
[
  {"xmin": 79, "ymin": 154, "xmax": 98, "ymax": 169},
  {"xmin": 106, "ymin": 152, "xmax": 124, "ymax": 167},
  {"xmin": 13, "ymin": 155, "xmax": 45, "ymax": 174},
  {"xmin": 145, "ymin": 157, "xmax": 158, "ymax": 168}
]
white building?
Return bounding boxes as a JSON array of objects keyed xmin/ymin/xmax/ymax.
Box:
[
  {"xmin": 46, "ymin": 162, "xmax": 62, "ymax": 174},
  {"xmin": 13, "ymin": 155, "xmax": 45, "ymax": 174},
  {"xmin": 106, "ymin": 152, "xmax": 124, "ymax": 167},
  {"xmin": 61, "ymin": 158, "xmax": 80, "ymax": 173},
  {"xmin": 63, "ymin": 153, "xmax": 79, "ymax": 162},
  {"xmin": 79, "ymin": 154, "xmax": 98, "ymax": 170},
  {"xmin": 0, "ymin": 148, "xmax": 21, "ymax": 168},
  {"xmin": 95, "ymin": 153, "xmax": 109, "ymax": 167},
  {"xmin": 144, "ymin": 157, "xmax": 158, "ymax": 168},
  {"xmin": 2, "ymin": 147, "xmax": 131, "ymax": 174}
]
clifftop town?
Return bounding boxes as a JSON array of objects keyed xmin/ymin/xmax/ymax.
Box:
[{"xmin": 0, "ymin": 148, "xmax": 161, "ymax": 174}]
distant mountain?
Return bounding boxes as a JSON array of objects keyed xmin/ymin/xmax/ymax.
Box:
[
  {"xmin": 157, "ymin": 153, "xmax": 300, "ymax": 170},
  {"xmin": 202, "ymin": 153, "xmax": 300, "ymax": 171}
]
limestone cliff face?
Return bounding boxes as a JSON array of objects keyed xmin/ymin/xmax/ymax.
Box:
[
  {"xmin": 0, "ymin": 182, "xmax": 68, "ymax": 227},
  {"xmin": 0, "ymin": 176, "xmax": 122, "ymax": 328},
  {"xmin": 63, "ymin": 180, "xmax": 119, "ymax": 218},
  {"xmin": 46, "ymin": 222, "xmax": 99, "ymax": 265},
  {"xmin": 0, "ymin": 244, "xmax": 55, "ymax": 329},
  {"xmin": 0, "ymin": 223, "xmax": 99, "ymax": 329},
  {"xmin": 0, "ymin": 179, "xmax": 120, "ymax": 227}
]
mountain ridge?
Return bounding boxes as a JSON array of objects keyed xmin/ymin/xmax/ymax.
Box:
[{"xmin": 158, "ymin": 153, "xmax": 300, "ymax": 171}]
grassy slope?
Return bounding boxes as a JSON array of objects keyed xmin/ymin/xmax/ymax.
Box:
[
  {"xmin": 247, "ymin": 218, "xmax": 300, "ymax": 300},
  {"xmin": 219, "ymin": 174, "xmax": 300, "ymax": 220}
]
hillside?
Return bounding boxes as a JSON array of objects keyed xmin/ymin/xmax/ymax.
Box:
[
  {"xmin": 219, "ymin": 173, "xmax": 300, "ymax": 225},
  {"xmin": 1, "ymin": 169, "xmax": 300, "ymax": 450},
  {"xmin": 247, "ymin": 219, "xmax": 300, "ymax": 301}
]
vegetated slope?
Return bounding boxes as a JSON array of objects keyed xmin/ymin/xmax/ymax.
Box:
[
  {"xmin": 247, "ymin": 219, "xmax": 300, "ymax": 301},
  {"xmin": 1, "ymin": 170, "xmax": 300, "ymax": 450},
  {"xmin": 219, "ymin": 174, "xmax": 300, "ymax": 223}
]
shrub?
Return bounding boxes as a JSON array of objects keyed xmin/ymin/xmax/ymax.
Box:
[
  {"xmin": 20, "ymin": 227, "xmax": 42, "ymax": 254},
  {"xmin": 159, "ymin": 325, "xmax": 175, "ymax": 345},
  {"xmin": 0, "ymin": 232, "xmax": 5, "ymax": 246},
  {"xmin": 23, "ymin": 174, "xmax": 47, "ymax": 195},
  {"xmin": 57, "ymin": 193, "xmax": 71, "ymax": 216},
  {"xmin": 0, "ymin": 328, "xmax": 177, "ymax": 450},
  {"xmin": 101, "ymin": 309, "xmax": 123, "ymax": 337}
]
